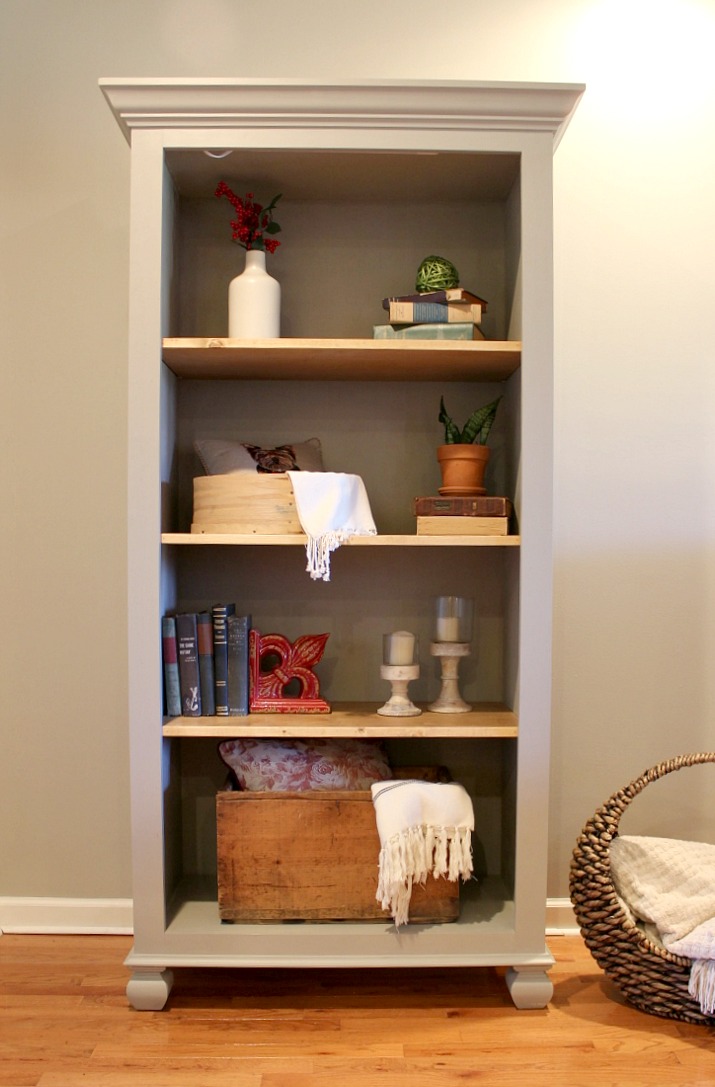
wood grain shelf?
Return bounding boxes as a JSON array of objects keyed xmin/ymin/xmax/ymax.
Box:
[
  {"xmin": 162, "ymin": 338, "xmax": 521, "ymax": 382},
  {"xmin": 162, "ymin": 702, "xmax": 518, "ymax": 738},
  {"xmin": 161, "ymin": 531, "xmax": 520, "ymax": 546}
]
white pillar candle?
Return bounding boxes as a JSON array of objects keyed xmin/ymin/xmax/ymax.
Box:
[
  {"xmin": 383, "ymin": 631, "xmax": 416, "ymax": 666},
  {"xmin": 434, "ymin": 596, "xmax": 473, "ymax": 643},
  {"xmin": 436, "ymin": 615, "xmax": 461, "ymax": 642}
]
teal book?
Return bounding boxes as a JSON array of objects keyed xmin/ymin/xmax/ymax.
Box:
[
  {"xmin": 161, "ymin": 615, "xmax": 182, "ymax": 718},
  {"xmin": 373, "ymin": 322, "xmax": 484, "ymax": 340}
]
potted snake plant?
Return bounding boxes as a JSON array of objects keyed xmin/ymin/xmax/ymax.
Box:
[{"xmin": 437, "ymin": 395, "xmax": 501, "ymax": 496}]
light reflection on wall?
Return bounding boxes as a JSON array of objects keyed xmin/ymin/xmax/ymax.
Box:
[{"xmin": 569, "ymin": 0, "xmax": 715, "ymax": 128}]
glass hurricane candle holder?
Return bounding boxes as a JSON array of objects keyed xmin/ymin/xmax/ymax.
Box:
[
  {"xmin": 430, "ymin": 597, "xmax": 473, "ymax": 713},
  {"xmin": 383, "ymin": 631, "xmax": 417, "ymax": 666},
  {"xmin": 434, "ymin": 596, "xmax": 474, "ymax": 644},
  {"xmin": 378, "ymin": 631, "xmax": 421, "ymax": 716}
]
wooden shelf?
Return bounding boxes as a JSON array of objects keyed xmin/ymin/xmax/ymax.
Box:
[
  {"xmin": 162, "ymin": 532, "xmax": 520, "ymax": 547},
  {"xmin": 162, "ymin": 701, "xmax": 518, "ymax": 738},
  {"xmin": 162, "ymin": 338, "xmax": 521, "ymax": 382},
  {"xmin": 156, "ymin": 876, "xmax": 518, "ymax": 958}
]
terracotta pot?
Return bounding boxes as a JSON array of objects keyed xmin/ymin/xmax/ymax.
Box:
[{"xmin": 437, "ymin": 443, "xmax": 490, "ymax": 497}]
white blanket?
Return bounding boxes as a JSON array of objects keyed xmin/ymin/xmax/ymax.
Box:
[
  {"xmin": 371, "ymin": 779, "xmax": 474, "ymax": 926},
  {"xmin": 287, "ymin": 471, "xmax": 377, "ymax": 582},
  {"xmin": 611, "ymin": 835, "xmax": 715, "ymax": 1015}
]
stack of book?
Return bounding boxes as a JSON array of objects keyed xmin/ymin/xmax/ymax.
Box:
[
  {"xmin": 162, "ymin": 605, "xmax": 251, "ymax": 718},
  {"xmin": 413, "ymin": 495, "xmax": 513, "ymax": 536},
  {"xmin": 374, "ymin": 287, "xmax": 488, "ymax": 340}
]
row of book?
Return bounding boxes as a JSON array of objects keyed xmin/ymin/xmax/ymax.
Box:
[
  {"xmin": 162, "ymin": 606, "xmax": 251, "ymax": 718},
  {"xmin": 373, "ymin": 286, "xmax": 488, "ymax": 341}
]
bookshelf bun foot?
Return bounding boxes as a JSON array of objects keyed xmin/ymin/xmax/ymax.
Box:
[
  {"xmin": 505, "ymin": 965, "xmax": 553, "ymax": 1009},
  {"xmin": 126, "ymin": 968, "xmax": 174, "ymax": 1011}
]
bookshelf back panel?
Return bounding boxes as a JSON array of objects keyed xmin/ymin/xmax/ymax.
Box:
[
  {"xmin": 170, "ymin": 736, "xmax": 515, "ymax": 890},
  {"xmin": 173, "ymin": 545, "xmax": 513, "ymax": 707},
  {"xmin": 165, "ymin": 148, "xmax": 521, "ymax": 203},
  {"xmin": 167, "ymin": 147, "xmax": 521, "ymax": 342},
  {"xmin": 173, "ymin": 377, "xmax": 519, "ymax": 537}
]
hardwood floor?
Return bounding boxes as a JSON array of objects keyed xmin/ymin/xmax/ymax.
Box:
[{"xmin": 2, "ymin": 934, "xmax": 715, "ymax": 1086}]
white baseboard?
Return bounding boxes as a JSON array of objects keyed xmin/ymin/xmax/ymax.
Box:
[
  {"xmin": 0, "ymin": 897, "xmax": 133, "ymax": 935},
  {"xmin": 1, "ymin": 895, "xmax": 577, "ymax": 938},
  {"xmin": 546, "ymin": 897, "xmax": 579, "ymax": 935}
]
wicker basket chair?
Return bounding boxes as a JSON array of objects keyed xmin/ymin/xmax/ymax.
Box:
[{"xmin": 569, "ymin": 751, "xmax": 715, "ymax": 1025}]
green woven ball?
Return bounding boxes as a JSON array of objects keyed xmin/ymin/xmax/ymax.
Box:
[{"xmin": 415, "ymin": 255, "xmax": 460, "ymax": 293}]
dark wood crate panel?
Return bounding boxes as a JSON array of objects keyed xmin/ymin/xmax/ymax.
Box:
[{"xmin": 216, "ymin": 788, "xmax": 460, "ymax": 923}]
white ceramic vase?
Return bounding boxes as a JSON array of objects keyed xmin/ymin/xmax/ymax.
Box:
[{"xmin": 228, "ymin": 249, "xmax": 280, "ymax": 338}]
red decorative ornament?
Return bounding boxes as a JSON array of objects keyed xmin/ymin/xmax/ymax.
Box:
[{"xmin": 249, "ymin": 630, "xmax": 331, "ymax": 713}]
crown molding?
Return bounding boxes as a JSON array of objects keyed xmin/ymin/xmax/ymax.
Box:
[{"xmin": 99, "ymin": 78, "xmax": 584, "ymax": 146}]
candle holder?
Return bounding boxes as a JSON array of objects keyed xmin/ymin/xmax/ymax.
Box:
[
  {"xmin": 429, "ymin": 642, "xmax": 470, "ymax": 713},
  {"xmin": 378, "ymin": 631, "xmax": 421, "ymax": 717},
  {"xmin": 429, "ymin": 597, "xmax": 473, "ymax": 714},
  {"xmin": 378, "ymin": 663, "xmax": 421, "ymax": 716}
]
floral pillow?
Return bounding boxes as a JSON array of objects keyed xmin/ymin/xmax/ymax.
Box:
[
  {"xmin": 218, "ymin": 738, "xmax": 392, "ymax": 792},
  {"xmin": 195, "ymin": 437, "xmax": 323, "ymax": 475}
]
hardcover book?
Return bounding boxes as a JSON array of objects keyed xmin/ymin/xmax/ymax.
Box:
[
  {"xmin": 176, "ymin": 612, "xmax": 202, "ymax": 716},
  {"xmin": 373, "ymin": 322, "xmax": 484, "ymax": 340},
  {"xmin": 382, "ymin": 288, "xmax": 488, "ymax": 309},
  {"xmin": 416, "ymin": 515, "xmax": 508, "ymax": 536},
  {"xmin": 227, "ymin": 613, "xmax": 252, "ymax": 716},
  {"xmin": 385, "ymin": 300, "xmax": 483, "ymax": 325},
  {"xmin": 413, "ymin": 495, "xmax": 512, "ymax": 517},
  {"xmin": 197, "ymin": 612, "xmax": 216, "ymax": 716},
  {"xmin": 212, "ymin": 603, "xmax": 236, "ymax": 716},
  {"xmin": 161, "ymin": 615, "xmax": 182, "ymax": 718}
]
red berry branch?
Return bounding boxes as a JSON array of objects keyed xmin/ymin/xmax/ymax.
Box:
[{"xmin": 215, "ymin": 182, "xmax": 282, "ymax": 252}]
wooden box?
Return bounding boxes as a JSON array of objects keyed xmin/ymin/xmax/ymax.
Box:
[
  {"xmin": 216, "ymin": 788, "xmax": 460, "ymax": 923},
  {"xmin": 192, "ymin": 473, "xmax": 301, "ymax": 534}
]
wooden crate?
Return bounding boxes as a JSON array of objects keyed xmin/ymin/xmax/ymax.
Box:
[
  {"xmin": 216, "ymin": 788, "xmax": 460, "ymax": 923},
  {"xmin": 192, "ymin": 473, "xmax": 301, "ymax": 534}
]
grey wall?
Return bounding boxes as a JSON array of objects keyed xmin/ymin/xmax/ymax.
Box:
[{"xmin": 2, "ymin": 0, "xmax": 714, "ymax": 906}]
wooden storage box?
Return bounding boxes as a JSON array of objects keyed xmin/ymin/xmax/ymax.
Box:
[
  {"xmin": 192, "ymin": 473, "xmax": 301, "ymax": 534},
  {"xmin": 216, "ymin": 788, "xmax": 460, "ymax": 923}
]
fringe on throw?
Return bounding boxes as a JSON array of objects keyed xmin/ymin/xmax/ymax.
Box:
[
  {"xmin": 304, "ymin": 531, "xmax": 346, "ymax": 582},
  {"xmin": 375, "ymin": 823, "xmax": 474, "ymax": 927},
  {"xmin": 689, "ymin": 959, "xmax": 715, "ymax": 1016}
]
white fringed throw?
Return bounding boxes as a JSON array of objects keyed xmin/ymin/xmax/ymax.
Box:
[
  {"xmin": 611, "ymin": 835, "xmax": 715, "ymax": 1015},
  {"xmin": 287, "ymin": 471, "xmax": 377, "ymax": 582},
  {"xmin": 690, "ymin": 957, "xmax": 715, "ymax": 1015},
  {"xmin": 371, "ymin": 779, "xmax": 474, "ymax": 927}
]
